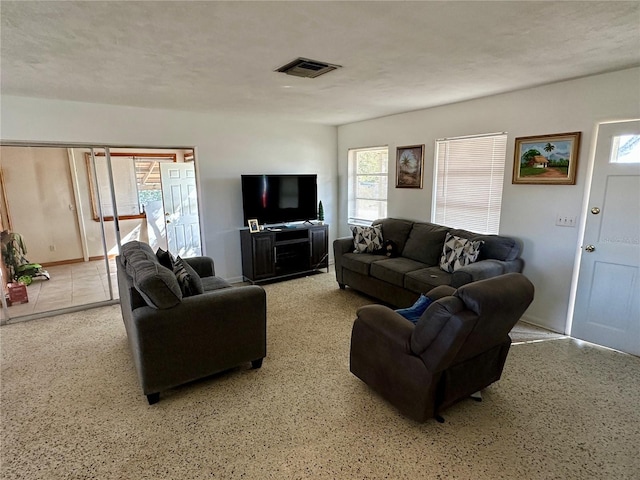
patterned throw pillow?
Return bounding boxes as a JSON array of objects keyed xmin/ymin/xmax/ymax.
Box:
[
  {"xmin": 173, "ymin": 256, "xmax": 204, "ymax": 297},
  {"xmin": 439, "ymin": 233, "xmax": 484, "ymax": 273},
  {"xmin": 350, "ymin": 225, "xmax": 384, "ymax": 254}
]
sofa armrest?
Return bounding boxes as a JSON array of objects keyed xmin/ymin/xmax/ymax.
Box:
[
  {"xmin": 334, "ymin": 237, "xmax": 354, "ymax": 256},
  {"xmin": 450, "ymin": 259, "xmax": 506, "ymax": 288},
  {"xmin": 354, "ymin": 304, "xmax": 414, "ymax": 354},
  {"xmin": 333, "ymin": 237, "xmax": 354, "ymax": 284},
  {"xmin": 183, "ymin": 256, "xmax": 216, "ymax": 278},
  {"xmin": 501, "ymin": 258, "xmax": 525, "ymax": 273}
]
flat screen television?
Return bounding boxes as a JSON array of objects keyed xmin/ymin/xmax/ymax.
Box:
[{"xmin": 241, "ymin": 174, "xmax": 317, "ymax": 226}]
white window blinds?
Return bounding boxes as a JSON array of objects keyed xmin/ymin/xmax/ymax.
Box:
[{"xmin": 433, "ymin": 133, "xmax": 507, "ymax": 234}]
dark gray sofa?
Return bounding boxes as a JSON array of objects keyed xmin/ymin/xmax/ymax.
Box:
[
  {"xmin": 117, "ymin": 241, "xmax": 266, "ymax": 404},
  {"xmin": 334, "ymin": 218, "xmax": 524, "ymax": 308}
]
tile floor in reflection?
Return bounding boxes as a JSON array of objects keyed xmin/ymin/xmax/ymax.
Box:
[{"xmin": 4, "ymin": 259, "xmax": 119, "ymax": 319}]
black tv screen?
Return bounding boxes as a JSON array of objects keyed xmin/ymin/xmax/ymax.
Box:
[{"xmin": 241, "ymin": 174, "xmax": 318, "ymax": 225}]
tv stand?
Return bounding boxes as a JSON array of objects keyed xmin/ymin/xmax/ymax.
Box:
[{"xmin": 240, "ymin": 224, "xmax": 329, "ymax": 284}]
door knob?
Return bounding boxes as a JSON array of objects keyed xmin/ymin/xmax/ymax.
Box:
[
  {"xmin": 591, "ymin": 207, "xmax": 601, "ymax": 215},
  {"xmin": 166, "ymin": 220, "xmax": 171, "ymax": 224},
  {"xmin": 585, "ymin": 245, "xmax": 595, "ymax": 252}
]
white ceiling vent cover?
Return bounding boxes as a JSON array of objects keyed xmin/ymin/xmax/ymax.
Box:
[{"xmin": 275, "ymin": 57, "xmax": 342, "ymax": 78}]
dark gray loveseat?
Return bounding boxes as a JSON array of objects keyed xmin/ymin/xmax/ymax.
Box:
[
  {"xmin": 117, "ymin": 241, "xmax": 266, "ymax": 404},
  {"xmin": 334, "ymin": 218, "xmax": 523, "ymax": 308}
]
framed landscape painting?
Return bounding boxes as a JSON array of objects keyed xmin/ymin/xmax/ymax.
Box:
[
  {"xmin": 396, "ymin": 144, "xmax": 424, "ymax": 188},
  {"xmin": 513, "ymin": 132, "xmax": 581, "ymax": 185}
]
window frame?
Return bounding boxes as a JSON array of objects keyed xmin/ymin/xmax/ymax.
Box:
[{"xmin": 347, "ymin": 146, "xmax": 389, "ymax": 225}]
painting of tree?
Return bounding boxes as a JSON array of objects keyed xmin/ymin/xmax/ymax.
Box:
[{"xmin": 396, "ymin": 145, "xmax": 424, "ymax": 188}]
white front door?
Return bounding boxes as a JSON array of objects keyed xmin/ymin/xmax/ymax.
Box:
[
  {"xmin": 160, "ymin": 162, "xmax": 202, "ymax": 257},
  {"xmin": 571, "ymin": 120, "xmax": 640, "ymax": 355}
]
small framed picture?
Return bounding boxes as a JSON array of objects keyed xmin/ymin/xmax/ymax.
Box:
[
  {"xmin": 512, "ymin": 132, "xmax": 581, "ymax": 185},
  {"xmin": 247, "ymin": 218, "xmax": 260, "ymax": 233},
  {"xmin": 396, "ymin": 145, "xmax": 424, "ymax": 188}
]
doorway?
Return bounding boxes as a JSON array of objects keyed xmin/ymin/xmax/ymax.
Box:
[{"xmin": 570, "ymin": 120, "xmax": 640, "ymax": 355}]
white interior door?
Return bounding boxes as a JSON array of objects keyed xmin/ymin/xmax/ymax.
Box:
[
  {"xmin": 160, "ymin": 162, "xmax": 202, "ymax": 257},
  {"xmin": 571, "ymin": 120, "xmax": 640, "ymax": 355}
]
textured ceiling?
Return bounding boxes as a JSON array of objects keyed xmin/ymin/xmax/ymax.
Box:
[{"xmin": 1, "ymin": 1, "xmax": 639, "ymax": 126}]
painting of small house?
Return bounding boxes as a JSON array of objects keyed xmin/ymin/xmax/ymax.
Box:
[
  {"xmin": 533, "ymin": 155, "xmax": 549, "ymax": 168},
  {"xmin": 513, "ymin": 132, "xmax": 581, "ymax": 185}
]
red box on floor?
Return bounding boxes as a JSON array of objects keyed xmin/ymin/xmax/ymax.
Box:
[{"xmin": 6, "ymin": 282, "xmax": 28, "ymax": 306}]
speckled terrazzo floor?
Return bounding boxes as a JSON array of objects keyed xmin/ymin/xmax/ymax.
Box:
[{"xmin": 1, "ymin": 271, "xmax": 639, "ymax": 479}]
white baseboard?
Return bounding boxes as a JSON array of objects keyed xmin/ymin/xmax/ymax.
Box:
[{"xmin": 520, "ymin": 314, "xmax": 565, "ymax": 334}]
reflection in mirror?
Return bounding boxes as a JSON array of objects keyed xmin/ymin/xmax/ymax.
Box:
[{"xmin": 0, "ymin": 145, "xmax": 200, "ymax": 323}]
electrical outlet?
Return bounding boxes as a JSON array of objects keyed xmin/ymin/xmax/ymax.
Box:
[
  {"xmin": 555, "ymin": 214, "xmax": 576, "ymax": 227},
  {"xmin": 49, "ymin": 245, "xmax": 56, "ymax": 251}
]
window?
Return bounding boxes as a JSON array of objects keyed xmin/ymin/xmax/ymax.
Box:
[
  {"xmin": 610, "ymin": 135, "xmax": 640, "ymax": 163},
  {"xmin": 85, "ymin": 152, "xmax": 177, "ymax": 221},
  {"xmin": 433, "ymin": 133, "xmax": 507, "ymax": 234},
  {"xmin": 348, "ymin": 146, "xmax": 388, "ymax": 224}
]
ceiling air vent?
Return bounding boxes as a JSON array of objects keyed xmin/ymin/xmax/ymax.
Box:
[{"xmin": 275, "ymin": 57, "xmax": 342, "ymax": 78}]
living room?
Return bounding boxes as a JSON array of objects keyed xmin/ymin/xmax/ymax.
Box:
[{"xmin": 1, "ymin": 2, "xmax": 639, "ymax": 479}]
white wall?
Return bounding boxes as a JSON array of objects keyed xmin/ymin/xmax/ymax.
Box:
[
  {"xmin": 337, "ymin": 67, "xmax": 640, "ymax": 333},
  {"xmin": 0, "ymin": 146, "xmax": 83, "ymax": 263},
  {"xmin": 1, "ymin": 98, "xmax": 338, "ymax": 282}
]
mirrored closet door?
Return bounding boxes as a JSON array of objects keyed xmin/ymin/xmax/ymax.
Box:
[{"xmin": 0, "ymin": 144, "xmax": 199, "ymax": 323}]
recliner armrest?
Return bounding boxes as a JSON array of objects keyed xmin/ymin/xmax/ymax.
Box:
[
  {"xmin": 425, "ymin": 285, "xmax": 456, "ymax": 301},
  {"xmin": 355, "ymin": 305, "xmax": 414, "ymax": 354}
]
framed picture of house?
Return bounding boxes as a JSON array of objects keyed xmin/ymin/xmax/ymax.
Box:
[
  {"xmin": 512, "ymin": 132, "xmax": 581, "ymax": 185},
  {"xmin": 396, "ymin": 144, "xmax": 424, "ymax": 188}
]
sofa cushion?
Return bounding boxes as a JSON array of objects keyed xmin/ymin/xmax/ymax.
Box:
[
  {"xmin": 439, "ymin": 233, "xmax": 484, "ymax": 273},
  {"xmin": 173, "ymin": 256, "xmax": 204, "ymax": 297},
  {"xmin": 373, "ymin": 218, "xmax": 414, "ymax": 255},
  {"xmin": 402, "ymin": 223, "xmax": 450, "ymax": 266},
  {"xmin": 122, "ymin": 242, "xmax": 182, "ymax": 309},
  {"xmin": 351, "ymin": 225, "xmax": 384, "ymax": 253},
  {"xmin": 370, "ymin": 257, "xmax": 428, "ymax": 287},
  {"xmin": 341, "ymin": 252, "xmax": 387, "ymax": 276},
  {"xmin": 404, "ymin": 266, "xmax": 453, "ymax": 294}
]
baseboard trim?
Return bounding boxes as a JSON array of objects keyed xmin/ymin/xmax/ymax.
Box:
[
  {"xmin": 41, "ymin": 255, "xmax": 117, "ymax": 268},
  {"xmin": 520, "ymin": 314, "xmax": 565, "ymax": 335}
]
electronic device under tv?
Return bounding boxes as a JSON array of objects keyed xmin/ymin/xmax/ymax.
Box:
[{"xmin": 241, "ymin": 174, "xmax": 318, "ymax": 226}]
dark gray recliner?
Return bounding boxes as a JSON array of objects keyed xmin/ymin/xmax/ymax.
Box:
[
  {"xmin": 117, "ymin": 241, "xmax": 266, "ymax": 404},
  {"xmin": 350, "ymin": 273, "xmax": 534, "ymax": 422}
]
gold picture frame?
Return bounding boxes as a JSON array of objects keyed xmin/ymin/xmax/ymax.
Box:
[
  {"xmin": 396, "ymin": 144, "xmax": 424, "ymax": 188},
  {"xmin": 513, "ymin": 132, "xmax": 581, "ymax": 185}
]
